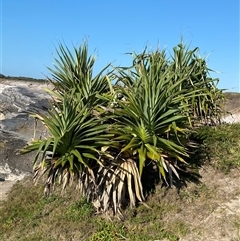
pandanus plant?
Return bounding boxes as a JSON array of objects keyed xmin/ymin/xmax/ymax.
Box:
[
  {"xmin": 169, "ymin": 42, "xmax": 225, "ymax": 126},
  {"xmin": 21, "ymin": 42, "xmax": 114, "ymax": 200},
  {"xmin": 21, "ymin": 93, "xmax": 113, "ymax": 198},
  {"xmin": 21, "ymin": 41, "xmax": 224, "ymax": 215},
  {"xmin": 106, "ymin": 50, "xmax": 193, "ymax": 196},
  {"xmin": 97, "ymin": 47, "xmax": 224, "ymax": 213}
]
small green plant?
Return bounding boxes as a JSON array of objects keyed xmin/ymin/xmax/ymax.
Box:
[
  {"xmin": 65, "ymin": 198, "xmax": 94, "ymax": 221},
  {"xmin": 88, "ymin": 220, "xmax": 127, "ymax": 241}
]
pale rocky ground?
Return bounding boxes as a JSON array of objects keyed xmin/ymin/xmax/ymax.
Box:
[
  {"xmin": 0, "ymin": 79, "xmax": 239, "ymax": 240},
  {"xmin": 0, "ymin": 79, "xmax": 51, "ymax": 201},
  {"xmin": 223, "ymin": 92, "xmax": 240, "ymax": 123}
]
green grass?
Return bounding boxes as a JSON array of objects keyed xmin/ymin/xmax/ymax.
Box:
[
  {"xmin": 0, "ymin": 180, "xmax": 187, "ymax": 241},
  {"xmin": 1, "ymin": 123, "xmax": 240, "ymax": 241},
  {"xmin": 194, "ymin": 123, "xmax": 240, "ymax": 172}
]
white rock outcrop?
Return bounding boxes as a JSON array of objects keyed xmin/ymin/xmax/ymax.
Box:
[{"xmin": 0, "ymin": 79, "xmax": 51, "ymax": 184}]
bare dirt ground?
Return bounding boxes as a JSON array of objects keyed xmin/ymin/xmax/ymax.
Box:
[
  {"xmin": 0, "ymin": 179, "xmax": 19, "ymax": 200},
  {"xmin": 0, "ymin": 166, "xmax": 29, "ymax": 201},
  {"xmin": 178, "ymin": 167, "xmax": 240, "ymax": 241}
]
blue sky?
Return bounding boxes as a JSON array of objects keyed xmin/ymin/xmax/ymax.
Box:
[{"xmin": 0, "ymin": 0, "xmax": 239, "ymax": 91}]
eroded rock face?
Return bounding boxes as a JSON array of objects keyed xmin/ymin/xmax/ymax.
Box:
[
  {"xmin": 0, "ymin": 82, "xmax": 49, "ymax": 130},
  {"xmin": 222, "ymin": 92, "xmax": 240, "ymax": 123},
  {"xmin": 0, "ymin": 79, "xmax": 51, "ymax": 181}
]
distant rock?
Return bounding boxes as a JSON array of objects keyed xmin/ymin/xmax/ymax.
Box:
[
  {"xmin": 0, "ymin": 73, "xmax": 5, "ymax": 78},
  {"xmin": 222, "ymin": 92, "xmax": 240, "ymax": 123}
]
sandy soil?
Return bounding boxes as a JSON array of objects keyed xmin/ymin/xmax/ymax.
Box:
[
  {"xmin": 179, "ymin": 167, "xmax": 240, "ymax": 241},
  {"xmin": 0, "ymin": 164, "xmax": 27, "ymax": 201},
  {"xmin": 0, "ymin": 180, "xmax": 19, "ymax": 201}
]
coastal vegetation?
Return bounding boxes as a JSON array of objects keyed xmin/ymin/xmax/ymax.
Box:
[
  {"xmin": 1, "ymin": 40, "xmax": 239, "ymax": 240},
  {"xmin": 20, "ymin": 40, "xmax": 225, "ymax": 213}
]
